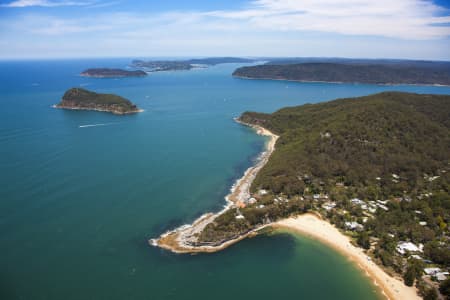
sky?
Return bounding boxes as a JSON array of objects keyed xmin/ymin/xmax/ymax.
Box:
[{"xmin": 0, "ymin": 0, "xmax": 450, "ymax": 60}]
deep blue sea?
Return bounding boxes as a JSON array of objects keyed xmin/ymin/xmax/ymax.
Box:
[{"xmin": 1, "ymin": 59, "xmax": 449, "ymax": 300}]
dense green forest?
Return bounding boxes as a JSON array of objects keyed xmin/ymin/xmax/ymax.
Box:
[
  {"xmin": 57, "ymin": 88, "xmax": 140, "ymax": 114},
  {"xmin": 239, "ymin": 92, "xmax": 450, "ymax": 197},
  {"xmin": 80, "ymin": 68, "xmax": 147, "ymax": 77},
  {"xmin": 200, "ymin": 92, "xmax": 450, "ymax": 298},
  {"xmin": 233, "ymin": 63, "xmax": 450, "ymax": 85}
]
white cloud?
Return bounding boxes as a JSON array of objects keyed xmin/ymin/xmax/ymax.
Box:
[
  {"xmin": 0, "ymin": 0, "xmax": 449, "ymax": 59},
  {"xmin": 1, "ymin": 0, "xmax": 92, "ymax": 7},
  {"xmin": 206, "ymin": 0, "xmax": 450, "ymax": 39}
]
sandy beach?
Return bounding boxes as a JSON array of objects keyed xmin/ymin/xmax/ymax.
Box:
[
  {"xmin": 151, "ymin": 120, "xmax": 422, "ymax": 300},
  {"xmin": 275, "ymin": 214, "xmax": 421, "ymax": 300}
]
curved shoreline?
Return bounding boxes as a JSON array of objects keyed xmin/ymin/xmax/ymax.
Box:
[
  {"xmin": 150, "ymin": 120, "xmax": 421, "ymax": 300},
  {"xmin": 275, "ymin": 214, "xmax": 421, "ymax": 300},
  {"xmin": 149, "ymin": 119, "xmax": 279, "ymax": 253}
]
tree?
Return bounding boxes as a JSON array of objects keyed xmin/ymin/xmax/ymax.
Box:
[
  {"xmin": 423, "ymin": 287, "xmax": 438, "ymax": 300},
  {"xmin": 357, "ymin": 231, "xmax": 371, "ymax": 249},
  {"xmin": 403, "ymin": 259, "xmax": 424, "ymax": 287},
  {"xmin": 403, "ymin": 266, "xmax": 416, "ymax": 286},
  {"xmin": 439, "ymin": 278, "xmax": 450, "ymax": 299}
]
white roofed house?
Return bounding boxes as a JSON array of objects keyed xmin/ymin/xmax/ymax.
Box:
[
  {"xmin": 345, "ymin": 221, "xmax": 364, "ymax": 231},
  {"xmin": 396, "ymin": 241, "xmax": 424, "ymax": 255},
  {"xmin": 258, "ymin": 189, "xmax": 268, "ymax": 196},
  {"xmin": 424, "ymin": 268, "xmax": 449, "ymax": 281},
  {"xmin": 248, "ymin": 197, "xmax": 257, "ymax": 205},
  {"xmin": 322, "ymin": 201, "xmax": 336, "ymax": 211}
]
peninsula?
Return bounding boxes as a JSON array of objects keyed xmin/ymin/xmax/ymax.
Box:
[
  {"xmin": 152, "ymin": 92, "xmax": 450, "ymax": 300},
  {"xmin": 55, "ymin": 88, "xmax": 142, "ymax": 115},
  {"xmin": 131, "ymin": 57, "xmax": 256, "ymax": 72},
  {"xmin": 232, "ymin": 62, "xmax": 450, "ymax": 85},
  {"xmin": 80, "ymin": 68, "xmax": 147, "ymax": 78}
]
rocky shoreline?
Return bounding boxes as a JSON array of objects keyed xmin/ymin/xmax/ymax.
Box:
[{"xmin": 150, "ymin": 119, "xmax": 279, "ymax": 253}]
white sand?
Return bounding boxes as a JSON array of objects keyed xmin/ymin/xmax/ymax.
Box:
[{"xmin": 276, "ymin": 214, "xmax": 421, "ymax": 300}]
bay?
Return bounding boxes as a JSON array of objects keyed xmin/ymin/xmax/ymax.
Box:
[{"xmin": 1, "ymin": 59, "xmax": 449, "ymax": 299}]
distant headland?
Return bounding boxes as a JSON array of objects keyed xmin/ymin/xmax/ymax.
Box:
[
  {"xmin": 131, "ymin": 57, "xmax": 256, "ymax": 72},
  {"xmin": 54, "ymin": 88, "xmax": 142, "ymax": 115},
  {"xmin": 233, "ymin": 62, "xmax": 450, "ymax": 86},
  {"xmin": 80, "ymin": 68, "xmax": 147, "ymax": 78}
]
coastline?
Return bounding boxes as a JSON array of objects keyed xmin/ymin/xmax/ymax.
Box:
[
  {"xmin": 275, "ymin": 214, "xmax": 421, "ymax": 300},
  {"xmin": 53, "ymin": 104, "xmax": 143, "ymax": 115},
  {"xmin": 150, "ymin": 119, "xmax": 279, "ymax": 253},
  {"xmin": 232, "ymin": 74, "xmax": 450, "ymax": 87},
  {"xmin": 150, "ymin": 119, "xmax": 421, "ymax": 300}
]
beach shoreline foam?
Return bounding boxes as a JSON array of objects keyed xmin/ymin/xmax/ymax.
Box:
[
  {"xmin": 150, "ymin": 119, "xmax": 279, "ymax": 253},
  {"xmin": 275, "ymin": 214, "xmax": 421, "ymax": 300},
  {"xmin": 150, "ymin": 120, "xmax": 421, "ymax": 300}
]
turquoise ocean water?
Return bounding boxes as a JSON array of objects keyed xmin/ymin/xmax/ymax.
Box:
[{"xmin": 1, "ymin": 59, "xmax": 450, "ymax": 300}]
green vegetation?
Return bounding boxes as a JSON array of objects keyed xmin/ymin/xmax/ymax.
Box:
[
  {"xmin": 199, "ymin": 92, "xmax": 450, "ymax": 295},
  {"xmin": 440, "ymin": 279, "xmax": 450, "ymax": 299},
  {"xmin": 80, "ymin": 68, "xmax": 147, "ymax": 77},
  {"xmin": 233, "ymin": 63, "xmax": 450, "ymax": 85},
  {"xmin": 131, "ymin": 60, "xmax": 193, "ymax": 71},
  {"xmin": 239, "ymin": 92, "xmax": 449, "ymax": 197},
  {"xmin": 56, "ymin": 88, "xmax": 140, "ymax": 114},
  {"xmin": 198, "ymin": 196, "xmax": 309, "ymax": 245},
  {"xmin": 131, "ymin": 57, "xmax": 255, "ymax": 72},
  {"xmin": 403, "ymin": 259, "xmax": 424, "ymax": 286}
]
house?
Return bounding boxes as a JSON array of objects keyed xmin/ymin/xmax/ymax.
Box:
[
  {"xmin": 377, "ymin": 203, "xmax": 389, "ymax": 211},
  {"xmin": 377, "ymin": 200, "xmax": 389, "ymax": 205},
  {"xmin": 419, "ymin": 221, "xmax": 427, "ymax": 226},
  {"xmin": 235, "ymin": 215, "xmax": 245, "ymax": 220},
  {"xmin": 396, "ymin": 242, "xmax": 423, "ymax": 255},
  {"xmin": 322, "ymin": 201, "xmax": 336, "ymax": 211},
  {"xmin": 248, "ymin": 198, "xmax": 257, "ymax": 204},
  {"xmin": 345, "ymin": 221, "xmax": 363, "ymax": 231},
  {"xmin": 424, "ymin": 268, "xmax": 442, "ymax": 276},
  {"xmin": 351, "ymin": 198, "xmax": 364, "ymax": 205},
  {"xmin": 258, "ymin": 189, "xmax": 268, "ymax": 196},
  {"xmin": 436, "ymin": 272, "xmax": 449, "ymax": 281}
]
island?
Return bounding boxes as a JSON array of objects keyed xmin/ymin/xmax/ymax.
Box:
[
  {"xmin": 54, "ymin": 88, "xmax": 142, "ymax": 115},
  {"xmin": 152, "ymin": 92, "xmax": 450, "ymax": 300},
  {"xmin": 131, "ymin": 60, "xmax": 193, "ymax": 72},
  {"xmin": 232, "ymin": 62, "xmax": 450, "ymax": 85},
  {"xmin": 80, "ymin": 68, "xmax": 147, "ymax": 78},
  {"xmin": 131, "ymin": 57, "xmax": 256, "ymax": 72}
]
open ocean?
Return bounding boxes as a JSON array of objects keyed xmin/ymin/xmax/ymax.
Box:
[{"xmin": 1, "ymin": 59, "xmax": 449, "ymax": 300}]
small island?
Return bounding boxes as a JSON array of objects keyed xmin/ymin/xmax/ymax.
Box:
[
  {"xmin": 233, "ymin": 62, "xmax": 450, "ymax": 85},
  {"xmin": 55, "ymin": 88, "xmax": 142, "ymax": 115},
  {"xmin": 80, "ymin": 68, "xmax": 147, "ymax": 78}
]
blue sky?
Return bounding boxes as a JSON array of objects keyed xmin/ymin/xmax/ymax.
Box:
[{"xmin": 0, "ymin": 0, "xmax": 449, "ymax": 60}]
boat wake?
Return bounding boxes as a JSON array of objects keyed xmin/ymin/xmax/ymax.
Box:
[{"xmin": 79, "ymin": 123, "xmax": 114, "ymax": 128}]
